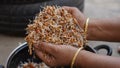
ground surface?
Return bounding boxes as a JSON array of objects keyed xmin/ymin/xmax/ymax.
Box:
[{"xmin": 0, "ymin": 0, "xmax": 120, "ymax": 66}]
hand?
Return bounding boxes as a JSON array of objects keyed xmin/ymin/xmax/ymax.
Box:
[
  {"xmin": 62, "ymin": 6, "xmax": 87, "ymax": 29},
  {"xmin": 33, "ymin": 42, "xmax": 78, "ymax": 67}
]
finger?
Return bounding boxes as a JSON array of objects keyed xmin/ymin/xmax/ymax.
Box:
[
  {"xmin": 35, "ymin": 49, "xmax": 51, "ymax": 64},
  {"xmin": 62, "ymin": 6, "xmax": 72, "ymax": 13},
  {"xmin": 33, "ymin": 43, "xmax": 39, "ymax": 49},
  {"xmin": 35, "ymin": 49, "xmax": 44, "ymax": 60},
  {"xmin": 33, "ymin": 44, "xmax": 42, "ymax": 53},
  {"xmin": 34, "ymin": 42, "xmax": 57, "ymax": 56},
  {"xmin": 62, "ymin": 6, "xmax": 76, "ymax": 13}
]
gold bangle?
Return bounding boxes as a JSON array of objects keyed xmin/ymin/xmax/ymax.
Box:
[
  {"xmin": 71, "ymin": 47, "xmax": 83, "ymax": 68},
  {"xmin": 84, "ymin": 18, "xmax": 89, "ymax": 44}
]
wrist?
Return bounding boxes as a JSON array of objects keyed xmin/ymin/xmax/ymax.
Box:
[
  {"xmin": 74, "ymin": 50, "xmax": 86, "ymax": 67},
  {"xmin": 86, "ymin": 18, "xmax": 97, "ymax": 40},
  {"xmin": 71, "ymin": 47, "xmax": 83, "ymax": 68}
]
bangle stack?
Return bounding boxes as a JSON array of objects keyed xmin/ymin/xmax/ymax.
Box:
[{"xmin": 70, "ymin": 18, "xmax": 89, "ymax": 68}]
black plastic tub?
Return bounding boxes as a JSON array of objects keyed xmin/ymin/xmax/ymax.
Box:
[{"xmin": 3, "ymin": 42, "xmax": 112, "ymax": 68}]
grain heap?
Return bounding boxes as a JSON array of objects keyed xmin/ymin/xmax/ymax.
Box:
[
  {"xmin": 25, "ymin": 6, "xmax": 84, "ymax": 55},
  {"xmin": 18, "ymin": 61, "xmax": 49, "ymax": 68}
]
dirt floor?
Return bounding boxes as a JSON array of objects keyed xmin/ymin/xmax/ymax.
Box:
[{"xmin": 0, "ymin": 0, "xmax": 120, "ymax": 66}]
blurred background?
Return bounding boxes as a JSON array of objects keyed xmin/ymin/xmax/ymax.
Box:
[{"xmin": 0, "ymin": 0, "xmax": 120, "ymax": 66}]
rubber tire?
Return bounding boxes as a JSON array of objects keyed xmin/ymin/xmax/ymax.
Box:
[
  {"xmin": 0, "ymin": 0, "xmax": 49, "ymax": 4},
  {"xmin": 0, "ymin": 0, "xmax": 84, "ymax": 36}
]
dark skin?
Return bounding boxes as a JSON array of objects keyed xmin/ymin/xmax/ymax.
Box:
[
  {"xmin": 33, "ymin": 6, "xmax": 120, "ymax": 68},
  {"xmin": 88, "ymin": 18, "xmax": 120, "ymax": 42}
]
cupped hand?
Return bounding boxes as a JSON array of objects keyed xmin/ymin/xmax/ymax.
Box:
[
  {"xmin": 33, "ymin": 6, "xmax": 85, "ymax": 67},
  {"xmin": 33, "ymin": 42, "xmax": 78, "ymax": 67}
]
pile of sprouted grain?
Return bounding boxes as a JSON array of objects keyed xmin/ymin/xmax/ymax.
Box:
[
  {"xmin": 18, "ymin": 61, "xmax": 49, "ymax": 68},
  {"xmin": 25, "ymin": 6, "xmax": 84, "ymax": 55}
]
